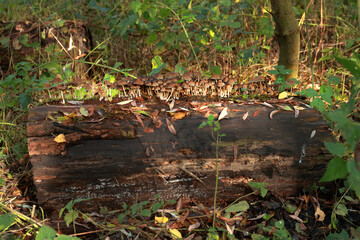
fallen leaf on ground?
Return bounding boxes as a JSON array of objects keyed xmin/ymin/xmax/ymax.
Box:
[
  {"xmin": 278, "ymin": 91, "xmax": 288, "ymax": 99},
  {"xmin": 166, "ymin": 118, "xmax": 176, "ymax": 135},
  {"xmin": 143, "ymin": 127, "xmax": 154, "ymax": 133},
  {"xmin": 188, "ymin": 221, "xmax": 200, "ymax": 232},
  {"xmin": 310, "ymin": 130, "xmax": 316, "ymax": 139},
  {"xmin": 133, "ymin": 113, "xmax": 144, "ymax": 127},
  {"xmin": 174, "ymin": 112, "xmax": 186, "ymax": 120},
  {"xmin": 155, "ymin": 216, "xmax": 168, "ymax": 224},
  {"xmin": 218, "ymin": 107, "xmax": 228, "ymax": 121},
  {"xmin": 169, "ymin": 228, "xmax": 182, "ymax": 239},
  {"xmin": 270, "ymin": 110, "xmax": 281, "ymax": 119},
  {"xmin": 261, "ymin": 102, "xmax": 274, "ymax": 108},
  {"xmin": 315, "ymin": 206, "xmax": 325, "ymax": 221},
  {"xmin": 54, "ymin": 134, "xmax": 66, "ymax": 143},
  {"xmin": 117, "ymin": 99, "xmax": 133, "ymax": 105},
  {"xmin": 253, "ymin": 110, "xmax": 259, "ymax": 117},
  {"xmin": 242, "ymin": 111, "xmax": 249, "ymax": 121},
  {"xmin": 79, "ymin": 107, "xmax": 89, "ymax": 117}
]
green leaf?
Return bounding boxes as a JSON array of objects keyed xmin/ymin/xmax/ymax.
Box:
[
  {"xmin": 251, "ymin": 233, "xmax": 269, "ymax": 240},
  {"xmin": 64, "ymin": 210, "xmax": 78, "ymax": 227},
  {"xmin": 0, "ymin": 177, "xmax": 5, "ymax": 186},
  {"xmin": 210, "ymin": 65, "xmax": 221, "ymax": 75},
  {"xmin": 320, "ymin": 157, "xmax": 348, "ymax": 182},
  {"xmin": 335, "ymin": 203, "xmax": 348, "ymax": 216},
  {"xmin": 225, "ymin": 201, "xmax": 249, "ymax": 213},
  {"xmin": 103, "ymin": 73, "xmax": 116, "ymax": 83},
  {"xmin": 146, "ymin": 32, "xmax": 158, "ymax": 45},
  {"xmin": 300, "ymin": 88, "xmax": 318, "ymax": 98},
  {"xmin": 268, "ymin": 69, "xmax": 279, "ymax": 75},
  {"xmin": 56, "ymin": 235, "xmax": 82, "ymax": 240},
  {"xmin": 79, "ymin": 107, "xmax": 89, "ymax": 117},
  {"xmin": 320, "ymin": 85, "xmax": 334, "ymax": 104},
  {"xmin": 328, "ymin": 75, "xmax": 341, "ymax": 85},
  {"xmin": 151, "ymin": 202, "xmax": 161, "ymax": 212},
  {"xmin": 131, "ymin": 0, "xmax": 142, "ymax": 13},
  {"xmin": 141, "ymin": 209, "xmax": 151, "ymax": 217},
  {"xmin": 0, "ymin": 213, "xmax": 16, "ymax": 231},
  {"xmin": 324, "ymin": 142, "xmax": 347, "ymax": 157},
  {"xmin": 151, "ymin": 55, "xmax": 164, "ymax": 69},
  {"xmin": 36, "ymin": 225, "xmax": 56, "ymax": 240},
  {"xmin": 347, "ymin": 160, "xmax": 360, "ymax": 198},
  {"xmin": 134, "ymin": 110, "xmax": 151, "ymax": 117},
  {"xmin": 310, "ymin": 98, "xmax": 325, "ymax": 112},
  {"xmin": 257, "ymin": 16, "xmax": 274, "ymax": 38},
  {"xmin": 228, "ymin": 22, "xmax": 241, "ymax": 29},
  {"xmin": 118, "ymin": 213, "xmax": 126, "ymax": 224}
]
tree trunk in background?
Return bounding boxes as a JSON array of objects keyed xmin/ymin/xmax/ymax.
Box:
[
  {"xmin": 270, "ymin": 0, "xmax": 300, "ymax": 82},
  {"xmin": 358, "ymin": 0, "xmax": 360, "ymax": 29}
]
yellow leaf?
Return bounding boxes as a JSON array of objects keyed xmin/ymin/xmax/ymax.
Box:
[
  {"xmin": 54, "ymin": 133, "xmax": 66, "ymax": 143},
  {"xmin": 169, "ymin": 228, "xmax": 182, "ymax": 239},
  {"xmin": 315, "ymin": 206, "xmax": 325, "ymax": 221},
  {"xmin": 155, "ymin": 216, "xmax": 168, "ymax": 224},
  {"xmin": 278, "ymin": 91, "xmax": 288, "ymax": 99}
]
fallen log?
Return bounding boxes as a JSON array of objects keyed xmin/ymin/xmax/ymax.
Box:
[{"xmin": 27, "ymin": 99, "xmax": 333, "ymax": 216}]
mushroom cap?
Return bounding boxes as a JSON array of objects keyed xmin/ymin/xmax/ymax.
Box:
[
  {"xmin": 152, "ymin": 73, "xmax": 163, "ymax": 80},
  {"xmin": 133, "ymin": 78, "xmax": 144, "ymax": 85},
  {"xmin": 188, "ymin": 81, "xmax": 195, "ymax": 87},
  {"xmin": 210, "ymin": 73, "xmax": 220, "ymax": 80},
  {"xmin": 182, "ymin": 71, "xmax": 193, "ymax": 81},
  {"xmin": 165, "ymin": 72, "xmax": 179, "ymax": 79}
]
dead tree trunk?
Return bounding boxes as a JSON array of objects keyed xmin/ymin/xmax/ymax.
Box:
[{"xmin": 27, "ymin": 100, "xmax": 332, "ymax": 215}]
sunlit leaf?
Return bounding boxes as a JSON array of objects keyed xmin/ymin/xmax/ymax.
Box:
[
  {"xmin": 117, "ymin": 100, "xmax": 133, "ymax": 105},
  {"xmin": 54, "ymin": 134, "xmax": 66, "ymax": 143},
  {"xmin": 155, "ymin": 216, "xmax": 168, "ymax": 224},
  {"xmin": 314, "ymin": 206, "xmax": 325, "ymax": 221},
  {"xmin": 188, "ymin": 221, "xmax": 200, "ymax": 232},
  {"xmin": 169, "ymin": 228, "xmax": 182, "ymax": 239},
  {"xmin": 79, "ymin": 107, "xmax": 89, "ymax": 117},
  {"xmin": 278, "ymin": 91, "xmax": 288, "ymax": 99},
  {"xmin": 218, "ymin": 107, "xmax": 228, "ymax": 121}
]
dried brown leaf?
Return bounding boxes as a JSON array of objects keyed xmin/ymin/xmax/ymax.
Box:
[
  {"xmin": 134, "ymin": 113, "xmax": 144, "ymax": 127},
  {"xmin": 188, "ymin": 221, "xmax": 200, "ymax": 232},
  {"xmin": 174, "ymin": 112, "xmax": 186, "ymax": 120},
  {"xmin": 176, "ymin": 196, "xmax": 183, "ymax": 212},
  {"xmin": 218, "ymin": 107, "xmax": 228, "ymax": 121},
  {"xmin": 242, "ymin": 111, "xmax": 249, "ymax": 121},
  {"xmin": 269, "ymin": 110, "xmax": 281, "ymax": 119},
  {"xmin": 143, "ymin": 127, "xmax": 154, "ymax": 133},
  {"xmin": 166, "ymin": 118, "xmax": 176, "ymax": 135}
]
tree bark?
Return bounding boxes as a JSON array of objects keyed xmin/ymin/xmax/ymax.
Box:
[
  {"xmin": 27, "ymin": 101, "xmax": 333, "ymax": 216},
  {"xmin": 270, "ymin": 0, "xmax": 300, "ymax": 82}
]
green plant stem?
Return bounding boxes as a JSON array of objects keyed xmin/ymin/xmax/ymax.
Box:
[{"xmin": 213, "ymin": 132, "xmax": 219, "ymax": 228}]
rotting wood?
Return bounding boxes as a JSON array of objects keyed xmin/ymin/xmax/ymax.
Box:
[{"xmin": 27, "ymin": 100, "xmax": 333, "ymax": 216}]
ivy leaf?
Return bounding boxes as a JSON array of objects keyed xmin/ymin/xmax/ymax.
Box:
[
  {"xmin": 324, "ymin": 142, "xmax": 347, "ymax": 157},
  {"xmin": 320, "ymin": 157, "xmax": 348, "ymax": 182}
]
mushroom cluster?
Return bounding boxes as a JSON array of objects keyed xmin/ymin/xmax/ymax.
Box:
[
  {"xmin": 41, "ymin": 72, "xmax": 276, "ymax": 102},
  {"xmin": 111, "ymin": 72, "xmax": 275, "ymax": 100}
]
